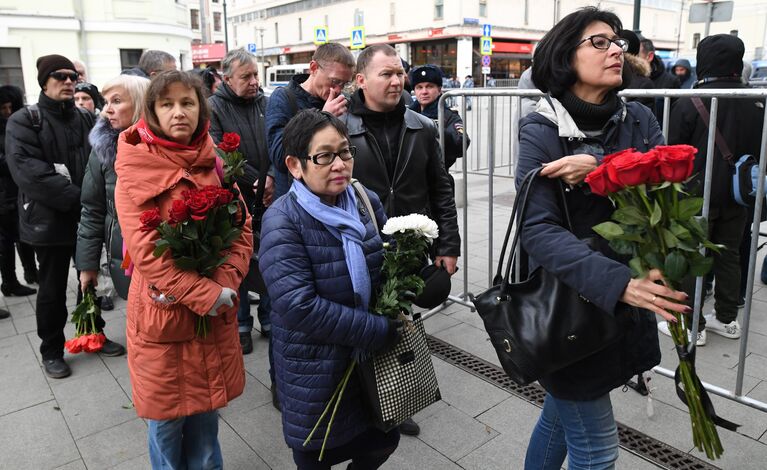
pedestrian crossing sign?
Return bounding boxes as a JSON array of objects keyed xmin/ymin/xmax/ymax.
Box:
[
  {"xmin": 481, "ymin": 36, "xmax": 493, "ymax": 56},
  {"xmin": 351, "ymin": 27, "xmax": 365, "ymax": 50},
  {"xmin": 314, "ymin": 27, "xmax": 328, "ymax": 45}
]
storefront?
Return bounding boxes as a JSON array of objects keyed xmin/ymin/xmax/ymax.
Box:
[
  {"xmin": 410, "ymin": 38, "xmax": 458, "ymax": 79},
  {"xmin": 472, "ymin": 39, "xmax": 533, "ymax": 82},
  {"xmin": 191, "ymin": 43, "xmax": 226, "ymax": 69}
]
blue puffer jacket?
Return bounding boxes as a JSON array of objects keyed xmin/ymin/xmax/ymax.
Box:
[
  {"xmin": 517, "ymin": 96, "xmax": 664, "ymax": 401},
  {"xmin": 259, "ymin": 186, "xmax": 391, "ymax": 450}
]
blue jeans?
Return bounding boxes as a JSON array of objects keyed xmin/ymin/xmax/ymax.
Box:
[
  {"xmin": 147, "ymin": 410, "xmax": 222, "ymax": 470},
  {"xmin": 525, "ymin": 394, "xmax": 618, "ymax": 470},
  {"xmin": 237, "ymin": 284, "xmax": 271, "ymax": 333}
]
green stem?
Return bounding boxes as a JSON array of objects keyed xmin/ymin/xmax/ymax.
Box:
[
  {"xmin": 303, "ymin": 360, "xmax": 355, "ymax": 448},
  {"xmin": 319, "ymin": 361, "xmax": 355, "ymax": 461}
]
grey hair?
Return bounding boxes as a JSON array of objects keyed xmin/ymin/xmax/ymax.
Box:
[
  {"xmin": 100, "ymin": 74, "xmax": 150, "ymax": 124},
  {"xmin": 139, "ymin": 50, "xmax": 176, "ymax": 75},
  {"xmin": 222, "ymin": 48, "xmax": 257, "ymax": 77}
]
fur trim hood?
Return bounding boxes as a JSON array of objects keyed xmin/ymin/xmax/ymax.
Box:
[
  {"xmin": 624, "ymin": 53, "xmax": 650, "ymax": 78},
  {"xmin": 88, "ymin": 117, "xmax": 121, "ymax": 168}
]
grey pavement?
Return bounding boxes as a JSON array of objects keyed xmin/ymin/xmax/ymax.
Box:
[{"xmin": 1, "ymin": 172, "xmax": 767, "ymax": 469}]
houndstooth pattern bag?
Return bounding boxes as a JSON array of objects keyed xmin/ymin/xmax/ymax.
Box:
[{"xmin": 358, "ymin": 312, "xmax": 441, "ymax": 432}]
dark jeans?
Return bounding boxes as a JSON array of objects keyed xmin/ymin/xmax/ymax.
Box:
[
  {"xmin": 685, "ymin": 206, "xmax": 748, "ymax": 330},
  {"xmin": 292, "ymin": 427, "xmax": 400, "ymax": 470},
  {"xmin": 0, "ymin": 211, "xmax": 36, "ymax": 286},
  {"xmin": 236, "ymin": 286, "xmax": 271, "ymax": 333},
  {"xmin": 35, "ymin": 245, "xmax": 104, "ymax": 360}
]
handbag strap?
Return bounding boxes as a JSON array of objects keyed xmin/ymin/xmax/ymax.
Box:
[
  {"xmin": 351, "ymin": 178, "xmax": 378, "ymax": 232},
  {"xmin": 691, "ymin": 97, "xmax": 734, "ymax": 163}
]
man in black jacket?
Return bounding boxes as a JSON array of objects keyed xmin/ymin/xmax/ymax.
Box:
[
  {"xmin": 409, "ymin": 64, "xmax": 470, "ymax": 170},
  {"xmin": 209, "ymin": 47, "xmax": 272, "ymax": 354},
  {"xmin": 345, "ymin": 43, "xmax": 461, "ymax": 437},
  {"xmin": 665, "ymin": 34, "xmax": 762, "ymax": 345},
  {"xmin": 5, "ymin": 54, "xmax": 103, "ymax": 378},
  {"xmin": 638, "ymin": 36, "xmax": 680, "ymax": 124}
]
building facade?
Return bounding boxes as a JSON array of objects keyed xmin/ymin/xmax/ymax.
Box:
[
  {"xmin": 190, "ymin": 0, "xmax": 228, "ymax": 68},
  {"xmin": 226, "ymin": 0, "xmax": 686, "ymax": 85},
  {"xmin": 0, "ymin": 0, "xmax": 193, "ymax": 102}
]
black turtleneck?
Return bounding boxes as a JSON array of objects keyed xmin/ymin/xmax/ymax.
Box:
[
  {"xmin": 559, "ymin": 91, "xmax": 620, "ymax": 132},
  {"xmin": 349, "ymin": 90, "xmax": 407, "ymax": 179}
]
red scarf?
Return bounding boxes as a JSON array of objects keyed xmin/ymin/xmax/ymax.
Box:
[{"xmin": 135, "ymin": 118, "xmax": 210, "ymax": 150}]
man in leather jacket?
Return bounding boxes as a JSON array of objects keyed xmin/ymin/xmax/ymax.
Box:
[
  {"xmin": 409, "ymin": 64, "xmax": 470, "ymax": 170},
  {"xmin": 343, "ymin": 43, "xmax": 461, "ymax": 437}
]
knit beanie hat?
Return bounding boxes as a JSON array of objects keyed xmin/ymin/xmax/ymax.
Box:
[
  {"xmin": 36, "ymin": 54, "xmax": 76, "ymax": 88},
  {"xmin": 75, "ymin": 82, "xmax": 105, "ymax": 109},
  {"xmin": 696, "ymin": 34, "xmax": 744, "ymax": 79}
]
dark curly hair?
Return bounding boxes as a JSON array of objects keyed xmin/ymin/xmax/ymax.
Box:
[{"xmin": 532, "ymin": 7, "xmax": 629, "ymax": 98}]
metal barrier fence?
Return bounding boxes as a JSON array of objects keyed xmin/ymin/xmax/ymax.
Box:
[{"xmin": 431, "ymin": 87, "xmax": 767, "ymax": 413}]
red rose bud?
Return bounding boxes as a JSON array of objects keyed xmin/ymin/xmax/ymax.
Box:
[
  {"xmin": 585, "ymin": 164, "xmax": 621, "ymax": 196},
  {"xmin": 606, "ymin": 149, "xmax": 656, "ymax": 187},
  {"xmin": 640, "ymin": 150, "xmax": 663, "ymax": 184},
  {"xmin": 140, "ymin": 208, "xmax": 163, "ymax": 232},
  {"xmin": 655, "ymin": 144, "xmax": 696, "ymax": 183},
  {"xmin": 83, "ymin": 333, "xmax": 106, "ymax": 353},
  {"xmin": 65, "ymin": 336, "xmax": 84, "ymax": 354},
  {"xmin": 601, "ymin": 148, "xmax": 636, "ymax": 165},
  {"xmin": 186, "ymin": 192, "xmax": 215, "ymax": 221},
  {"xmin": 219, "ymin": 132, "xmax": 241, "ymax": 153},
  {"xmin": 168, "ymin": 199, "xmax": 190, "ymax": 224}
]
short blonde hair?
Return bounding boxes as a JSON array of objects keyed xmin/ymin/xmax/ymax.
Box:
[{"xmin": 100, "ymin": 74, "xmax": 150, "ymax": 125}]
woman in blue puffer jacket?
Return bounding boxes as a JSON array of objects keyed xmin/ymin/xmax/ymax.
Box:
[{"xmin": 259, "ymin": 109, "xmax": 400, "ymax": 470}]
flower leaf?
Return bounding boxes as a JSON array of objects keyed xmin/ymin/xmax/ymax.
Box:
[
  {"xmin": 677, "ymin": 198, "xmax": 704, "ymax": 220},
  {"xmin": 609, "ymin": 239, "xmax": 635, "ymax": 256},
  {"xmin": 650, "ymin": 201, "xmax": 662, "ymax": 227},
  {"xmin": 153, "ymin": 239, "xmax": 171, "ymax": 257},
  {"xmin": 689, "ymin": 254, "xmax": 714, "ymax": 277},
  {"xmin": 592, "ymin": 222, "xmax": 624, "ymax": 240},
  {"xmin": 664, "ymin": 251, "xmax": 688, "ymax": 282},
  {"xmin": 613, "ymin": 206, "xmax": 647, "ymax": 226},
  {"xmin": 629, "ymin": 256, "xmax": 646, "ymax": 277},
  {"xmin": 661, "ymin": 228, "xmax": 679, "ymax": 248}
]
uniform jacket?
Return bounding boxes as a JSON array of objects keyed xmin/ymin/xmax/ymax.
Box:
[
  {"xmin": 409, "ymin": 97, "xmax": 470, "ymax": 169},
  {"xmin": 5, "ymin": 93, "xmax": 94, "ymax": 245},
  {"xmin": 114, "ymin": 122, "xmax": 253, "ymax": 420},
  {"xmin": 517, "ymin": 96, "xmax": 664, "ymax": 400},
  {"xmin": 208, "ymin": 83, "xmax": 270, "ymax": 209},
  {"xmin": 343, "ymin": 90, "xmax": 460, "ymax": 257},
  {"xmin": 259, "ymin": 187, "xmax": 390, "ymax": 450}
]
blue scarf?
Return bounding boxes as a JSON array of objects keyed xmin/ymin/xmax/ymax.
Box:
[{"xmin": 290, "ymin": 180, "xmax": 371, "ymax": 310}]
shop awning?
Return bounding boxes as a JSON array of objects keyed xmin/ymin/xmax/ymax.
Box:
[{"xmin": 192, "ymin": 43, "xmax": 226, "ymax": 63}]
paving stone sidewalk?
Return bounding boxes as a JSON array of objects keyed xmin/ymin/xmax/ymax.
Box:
[{"xmin": 1, "ymin": 173, "xmax": 766, "ymax": 469}]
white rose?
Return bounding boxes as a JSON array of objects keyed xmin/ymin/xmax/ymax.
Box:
[{"xmin": 382, "ymin": 214, "xmax": 439, "ymax": 240}]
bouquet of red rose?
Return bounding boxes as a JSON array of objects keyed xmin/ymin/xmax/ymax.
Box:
[
  {"xmin": 64, "ymin": 285, "xmax": 106, "ymax": 354},
  {"xmin": 585, "ymin": 144, "xmax": 736, "ymax": 459},
  {"xmin": 140, "ymin": 185, "xmax": 243, "ymax": 337}
]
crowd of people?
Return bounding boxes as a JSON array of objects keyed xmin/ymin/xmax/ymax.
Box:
[{"xmin": 0, "ymin": 5, "xmax": 763, "ymax": 468}]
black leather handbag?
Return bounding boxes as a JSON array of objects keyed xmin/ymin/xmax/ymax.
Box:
[{"xmin": 472, "ymin": 167, "xmax": 623, "ymax": 385}]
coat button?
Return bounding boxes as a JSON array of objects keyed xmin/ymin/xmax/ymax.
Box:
[{"xmin": 166, "ymin": 294, "xmax": 176, "ymax": 302}]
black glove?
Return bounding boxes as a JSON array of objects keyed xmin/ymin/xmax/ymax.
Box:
[{"xmin": 378, "ymin": 318, "xmax": 404, "ymax": 354}]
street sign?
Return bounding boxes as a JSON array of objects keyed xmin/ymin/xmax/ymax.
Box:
[
  {"xmin": 351, "ymin": 27, "xmax": 366, "ymax": 50},
  {"xmin": 481, "ymin": 55, "xmax": 491, "ymax": 67},
  {"xmin": 314, "ymin": 27, "xmax": 328, "ymax": 45},
  {"xmin": 689, "ymin": 1, "xmax": 733, "ymax": 23},
  {"xmin": 480, "ymin": 36, "xmax": 493, "ymax": 55},
  {"xmin": 482, "ymin": 24, "xmax": 492, "ymax": 37},
  {"xmin": 482, "ymin": 66, "xmax": 491, "ymax": 75},
  {"xmin": 247, "ymin": 43, "xmax": 257, "ymax": 54}
]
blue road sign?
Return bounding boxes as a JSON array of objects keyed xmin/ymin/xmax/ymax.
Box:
[
  {"xmin": 351, "ymin": 27, "xmax": 365, "ymax": 50},
  {"xmin": 482, "ymin": 55, "xmax": 491, "ymax": 67},
  {"xmin": 480, "ymin": 36, "xmax": 493, "ymax": 56},
  {"xmin": 483, "ymin": 24, "xmax": 492, "ymax": 37},
  {"xmin": 314, "ymin": 27, "xmax": 328, "ymax": 45},
  {"xmin": 247, "ymin": 43, "xmax": 257, "ymax": 54}
]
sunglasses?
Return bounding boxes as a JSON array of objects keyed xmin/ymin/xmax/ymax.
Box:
[{"xmin": 49, "ymin": 71, "xmax": 79, "ymax": 82}]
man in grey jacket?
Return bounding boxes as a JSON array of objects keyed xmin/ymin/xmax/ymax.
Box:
[{"xmin": 209, "ymin": 48, "xmax": 272, "ymax": 355}]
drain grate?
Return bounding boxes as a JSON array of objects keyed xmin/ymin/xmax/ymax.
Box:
[{"xmin": 426, "ymin": 335, "xmax": 719, "ymax": 470}]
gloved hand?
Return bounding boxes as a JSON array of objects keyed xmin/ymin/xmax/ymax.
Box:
[
  {"xmin": 378, "ymin": 318, "xmax": 404, "ymax": 353},
  {"xmin": 207, "ymin": 287, "xmax": 237, "ymax": 316},
  {"xmin": 54, "ymin": 163, "xmax": 71, "ymax": 183}
]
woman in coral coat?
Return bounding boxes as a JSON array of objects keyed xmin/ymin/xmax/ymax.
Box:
[{"xmin": 114, "ymin": 70, "xmax": 252, "ymax": 469}]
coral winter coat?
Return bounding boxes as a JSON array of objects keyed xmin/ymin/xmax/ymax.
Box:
[{"xmin": 114, "ymin": 122, "xmax": 252, "ymax": 420}]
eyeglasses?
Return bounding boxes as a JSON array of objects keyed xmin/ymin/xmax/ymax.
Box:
[
  {"xmin": 306, "ymin": 146, "xmax": 356, "ymax": 165},
  {"xmin": 49, "ymin": 71, "xmax": 79, "ymax": 82},
  {"xmin": 577, "ymin": 35, "xmax": 629, "ymax": 52},
  {"xmin": 317, "ymin": 63, "xmax": 351, "ymax": 89}
]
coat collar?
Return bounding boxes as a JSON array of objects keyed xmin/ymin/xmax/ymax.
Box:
[
  {"xmin": 344, "ymin": 107, "xmax": 424, "ymax": 136},
  {"xmin": 534, "ymin": 95, "xmax": 627, "ymax": 139}
]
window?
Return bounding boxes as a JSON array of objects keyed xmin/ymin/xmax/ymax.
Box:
[
  {"xmin": 434, "ymin": 0, "xmax": 444, "ymax": 20},
  {"xmin": 275, "ymin": 22, "xmax": 279, "ymax": 43},
  {"xmin": 212, "ymin": 0, "xmax": 219, "ymax": 2},
  {"xmin": 390, "ymin": 3, "xmax": 395, "ymax": 27},
  {"xmin": 479, "ymin": 0, "xmax": 487, "ymax": 17},
  {"xmin": 354, "ymin": 9, "xmax": 364, "ymax": 27},
  {"xmin": 0, "ymin": 48, "xmax": 24, "ymax": 93},
  {"xmin": 693, "ymin": 32, "xmax": 701, "ymax": 49},
  {"xmin": 298, "ymin": 17, "xmax": 303, "ymax": 41},
  {"xmin": 190, "ymin": 9, "xmax": 200, "ymax": 30},
  {"xmin": 214, "ymin": 12, "xmax": 222, "ymax": 32},
  {"xmin": 120, "ymin": 49, "xmax": 143, "ymax": 71}
]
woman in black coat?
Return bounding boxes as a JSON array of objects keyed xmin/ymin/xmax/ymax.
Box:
[{"xmin": 518, "ymin": 8, "xmax": 690, "ymax": 469}]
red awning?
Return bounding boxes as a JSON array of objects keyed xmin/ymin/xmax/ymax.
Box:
[
  {"xmin": 192, "ymin": 43, "xmax": 226, "ymax": 63},
  {"xmin": 492, "ymin": 42, "xmax": 533, "ymax": 54}
]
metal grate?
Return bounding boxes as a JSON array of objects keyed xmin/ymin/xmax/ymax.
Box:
[{"xmin": 426, "ymin": 335, "xmax": 720, "ymax": 470}]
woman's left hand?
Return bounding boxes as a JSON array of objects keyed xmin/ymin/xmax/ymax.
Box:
[{"xmin": 541, "ymin": 154, "xmax": 598, "ymax": 185}]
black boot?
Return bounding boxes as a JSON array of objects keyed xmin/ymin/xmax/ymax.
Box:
[
  {"xmin": 99, "ymin": 296, "xmax": 114, "ymax": 311},
  {"xmin": 0, "ymin": 308, "xmax": 9, "ymax": 319},
  {"xmin": 1, "ymin": 283, "xmax": 36, "ymax": 296},
  {"xmin": 239, "ymin": 332, "xmax": 253, "ymax": 355},
  {"xmin": 43, "ymin": 358, "xmax": 71, "ymax": 379}
]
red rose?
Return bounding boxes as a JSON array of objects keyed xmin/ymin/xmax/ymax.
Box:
[
  {"xmin": 606, "ymin": 149, "xmax": 656, "ymax": 187},
  {"xmin": 168, "ymin": 199, "xmax": 190, "ymax": 224},
  {"xmin": 185, "ymin": 191, "xmax": 215, "ymax": 221},
  {"xmin": 640, "ymin": 150, "xmax": 663, "ymax": 184},
  {"xmin": 65, "ymin": 336, "xmax": 84, "ymax": 354},
  {"xmin": 585, "ymin": 164, "xmax": 621, "ymax": 196},
  {"xmin": 601, "ymin": 148, "xmax": 636, "ymax": 165},
  {"xmin": 83, "ymin": 333, "xmax": 106, "ymax": 353},
  {"xmin": 140, "ymin": 208, "xmax": 163, "ymax": 232},
  {"xmin": 216, "ymin": 187, "xmax": 233, "ymax": 206},
  {"xmin": 655, "ymin": 145, "xmax": 696, "ymax": 183},
  {"xmin": 219, "ymin": 133, "xmax": 241, "ymax": 153}
]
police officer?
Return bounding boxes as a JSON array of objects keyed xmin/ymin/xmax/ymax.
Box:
[{"xmin": 409, "ymin": 65, "xmax": 470, "ymax": 169}]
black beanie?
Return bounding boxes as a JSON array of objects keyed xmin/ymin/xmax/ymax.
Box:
[
  {"xmin": 696, "ymin": 34, "xmax": 744, "ymax": 79},
  {"xmin": 619, "ymin": 30, "xmax": 641, "ymax": 56},
  {"xmin": 410, "ymin": 65, "xmax": 443, "ymax": 88},
  {"xmin": 36, "ymin": 54, "xmax": 76, "ymax": 88},
  {"xmin": 75, "ymin": 82, "xmax": 104, "ymax": 109}
]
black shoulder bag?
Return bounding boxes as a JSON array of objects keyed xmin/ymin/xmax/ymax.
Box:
[{"xmin": 472, "ymin": 167, "xmax": 622, "ymax": 385}]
